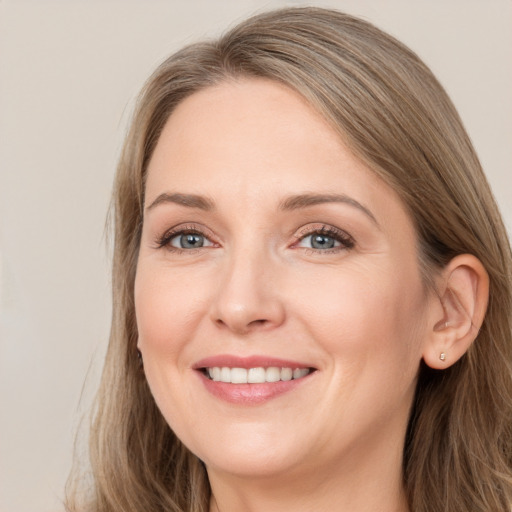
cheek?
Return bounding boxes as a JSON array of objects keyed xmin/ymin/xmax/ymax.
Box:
[
  {"xmin": 293, "ymin": 260, "xmax": 427, "ymax": 365},
  {"xmin": 134, "ymin": 264, "xmax": 204, "ymax": 424},
  {"xmin": 134, "ymin": 263, "xmax": 209, "ymax": 360}
]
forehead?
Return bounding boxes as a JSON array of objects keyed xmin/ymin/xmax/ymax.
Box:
[
  {"xmin": 145, "ymin": 79, "xmax": 411, "ymax": 232},
  {"xmin": 150, "ymin": 81, "xmax": 357, "ymax": 186},
  {"xmin": 150, "ymin": 78, "xmax": 342, "ymax": 172}
]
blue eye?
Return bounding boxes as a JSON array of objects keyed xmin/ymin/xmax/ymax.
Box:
[
  {"xmin": 296, "ymin": 227, "xmax": 354, "ymax": 252},
  {"xmin": 170, "ymin": 232, "xmax": 213, "ymax": 249},
  {"xmin": 298, "ymin": 233, "xmax": 340, "ymax": 250},
  {"xmin": 310, "ymin": 234, "xmax": 337, "ymax": 249},
  {"xmin": 155, "ymin": 224, "xmax": 217, "ymax": 252}
]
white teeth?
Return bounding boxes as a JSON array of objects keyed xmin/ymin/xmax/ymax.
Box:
[
  {"xmin": 230, "ymin": 368, "xmax": 248, "ymax": 384},
  {"xmin": 205, "ymin": 366, "xmax": 311, "ymax": 383},
  {"xmin": 220, "ymin": 367, "xmax": 230, "ymax": 382},
  {"xmin": 293, "ymin": 368, "xmax": 310, "ymax": 379},
  {"xmin": 266, "ymin": 367, "xmax": 281, "ymax": 382},
  {"xmin": 281, "ymin": 367, "xmax": 293, "ymax": 381},
  {"xmin": 248, "ymin": 367, "xmax": 266, "ymax": 383}
]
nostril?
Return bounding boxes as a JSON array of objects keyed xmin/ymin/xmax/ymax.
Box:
[
  {"xmin": 249, "ymin": 319, "xmax": 268, "ymax": 326},
  {"xmin": 214, "ymin": 316, "xmax": 269, "ymax": 334}
]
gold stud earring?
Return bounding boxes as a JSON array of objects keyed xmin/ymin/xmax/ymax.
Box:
[{"xmin": 439, "ymin": 352, "xmax": 446, "ymax": 361}]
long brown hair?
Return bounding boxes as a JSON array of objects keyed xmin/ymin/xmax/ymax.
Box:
[{"xmin": 67, "ymin": 7, "xmax": 512, "ymax": 512}]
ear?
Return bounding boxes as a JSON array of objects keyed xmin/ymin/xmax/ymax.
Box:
[{"xmin": 423, "ymin": 254, "xmax": 489, "ymax": 370}]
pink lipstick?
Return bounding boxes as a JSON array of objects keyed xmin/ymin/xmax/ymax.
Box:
[{"xmin": 193, "ymin": 355, "xmax": 316, "ymax": 404}]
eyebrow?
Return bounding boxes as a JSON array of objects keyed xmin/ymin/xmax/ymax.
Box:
[
  {"xmin": 146, "ymin": 192, "xmax": 215, "ymax": 212},
  {"xmin": 280, "ymin": 193, "xmax": 379, "ymax": 226},
  {"xmin": 146, "ymin": 191, "xmax": 378, "ymax": 226}
]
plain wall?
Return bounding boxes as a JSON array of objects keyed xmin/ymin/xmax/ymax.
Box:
[{"xmin": 0, "ymin": 1, "xmax": 510, "ymax": 511}]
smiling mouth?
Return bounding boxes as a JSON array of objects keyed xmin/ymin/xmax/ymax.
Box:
[{"xmin": 202, "ymin": 367, "xmax": 314, "ymax": 384}]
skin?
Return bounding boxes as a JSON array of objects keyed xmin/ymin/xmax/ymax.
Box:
[{"xmin": 135, "ymin": 79, "xmax": 444, "ymax": 512}]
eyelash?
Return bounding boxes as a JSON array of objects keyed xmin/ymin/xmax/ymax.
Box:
[
  {"xmin": 292, "ymin": 225, "xmax": 355, "ymax": 254},
  {"xmin": 154, "ymin": 224, "xmax": 355, "ymax": 254},
  {"xmin": 155, "ymin": 224, "xmax": 215, "ymax": 253}
]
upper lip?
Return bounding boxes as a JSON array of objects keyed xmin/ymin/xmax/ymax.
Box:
[{"xmin": 193, "ymin": 354, "xmax": 314, "ymax": 370}]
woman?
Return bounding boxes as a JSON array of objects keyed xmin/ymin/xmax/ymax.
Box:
[{"xmin": 67, "ymin": 7, "xmax": 512, "ymax": 512}]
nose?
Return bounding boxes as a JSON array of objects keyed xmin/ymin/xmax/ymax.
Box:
[{"xmin": 210, "ymin": 248, "xmax": 286, "ymax": 335}]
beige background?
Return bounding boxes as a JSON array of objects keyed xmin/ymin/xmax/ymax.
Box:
[{"xmin": 0, "ymin": 1, "xmax": 510, "ymax": 511}]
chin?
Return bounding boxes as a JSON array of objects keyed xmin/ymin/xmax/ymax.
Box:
[
  {"xmin": 188, "ymin": 425, "xmax": 308, "ymax": 479},
  {"xmin": 203, "ymin": 450, "xmax": 303, "ymax": 480}
]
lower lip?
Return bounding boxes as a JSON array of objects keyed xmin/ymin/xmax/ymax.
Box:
[{"xmin": 198, "ymin": 372, "xmax": 312, "ymax": 405}]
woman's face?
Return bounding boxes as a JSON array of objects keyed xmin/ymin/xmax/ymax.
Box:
[{"xmin": 135, "ymin": 79, "xmax": 436, "ymax": 481}]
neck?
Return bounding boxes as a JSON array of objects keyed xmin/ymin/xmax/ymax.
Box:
[{"xmin": 207, "ymin": 433, "xmax": 410, "ymax": 512}]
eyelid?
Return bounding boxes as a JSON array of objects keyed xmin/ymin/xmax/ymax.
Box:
[
  {"xmin": 154, "ymin": 223, "xmax": 219, "ymax": 250},
  {"xmin": 152, "ymin": 222, "xmax": 354, "ymax": 253},
  {"xmin": 291, "ymin": 224, "xmax": 355, "ymax": 251},
  {"xmin": 169, "ymin": 232, "xmax": 215, "ymax": 249}
]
